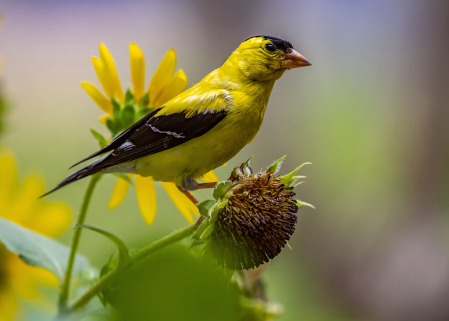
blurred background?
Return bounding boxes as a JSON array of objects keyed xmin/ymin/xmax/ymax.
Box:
[{"xmin": 1, "ymin": 0, "xmax": 449, "ymax": 320}]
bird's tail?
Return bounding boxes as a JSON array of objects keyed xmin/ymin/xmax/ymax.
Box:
[{"xmin": 40, "ymin": 160, "xmax": 102, "ymax": 198}]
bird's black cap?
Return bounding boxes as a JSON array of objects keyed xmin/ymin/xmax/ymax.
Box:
[{"xmin": 245, "ymin": 36, "xmax": 294, "ymax": 52}]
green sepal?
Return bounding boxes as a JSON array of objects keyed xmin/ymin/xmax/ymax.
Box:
[
  {"xmin": 296, "ymin": 200, "xmax": 315, "ymax": 209},
  {"xmin": 197, "ymin": 199, "xmax": 216, "ymax": 217},
  {"xmin": 75, "ymin": 224, "xmax": 132, "ymax": 270},
  {"xmin": 242, "ymin": 156, "xmax": 254, "ymax": 176},
  {"xmin": 208, "ymin": 204, "xmax": 220, "ymax": 222},
  {"xmin": 106, "ymin": 119, "xmax": 118, "ymax": 136},
  {"xmin": 232, "ymin": 166, "xmax": 243, "ymax": 179},
  {"xmin": 188, "ymin": 238, "xmax": 206, "ymax": 251},
  {"xmin": 200, "ymin": 223, "xmax": 215, "ymax": 239},
  {"xmin": 218, "ymin": 200, "xmax": 228, "ymax": 209},
  {"xmin": 281, "ymin": 162, "xmax": 312, "ymax": 186},
  {"xmin": 137, "ymin": 107, "xmax": 154, "ymax": 121},
  {"xmin": 90, "ymin": 129, "xmax": 108, "ymax": 148},
  {"xmin": 213, "ymin": 181, "xmax": 234, "ymax": 200},
  {"xmin": 121, "ymin": 104, "xmax": 136, "ymax": 128},
  {"xmin": 98, "ymin": 290, "xmax": 108, "ymax": 307},
  {"xmin": 192, "ymin": 218, "xmax": 209, "ymax": 240},
  {"xmin": 266, "ymin": 155, "xmax": 286, "ymax": 174},
  {"xmin": 112, "ymin": 172, "xmax": 134, "ymax": 185},
  {"xmin": 293, "ymin": 181, "xmax": 305, "ymax": 189},
  {"xmin": 124, "ymin": 88, "xmax": 134, "ymax": 104},
  {"xmin": 222, "ymin": 268, "xmax": 234, "ymax": 282},
  {"xmin": 138, "ymin": 92, "xmax": 150, "ymax": 107},
  {"xmin": 111, "ymin": 98, "xmax": 121, "ymax": 118}
]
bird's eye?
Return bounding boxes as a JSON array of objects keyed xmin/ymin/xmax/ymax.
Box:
[{"xmin": 265, "ymin": 43, "xmax": 277, "ymax": 52}]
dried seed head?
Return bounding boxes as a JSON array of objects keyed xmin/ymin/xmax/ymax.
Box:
[{"xmin": 208, "ymin": 172, "xmax": 298, "ymax": 270}]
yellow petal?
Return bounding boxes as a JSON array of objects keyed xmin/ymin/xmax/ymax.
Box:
[
  {"xmin": 108, "ymin": 175, "xmax": 132, "ymax": 209},
  {"xmin": 136, "ymin": 176, "xmax": 157, "ymax": 225},
  {"xmin": 0, "ymin": 152, "xmax": 17, "ymax": 210},
  {"xmin": 161, "ymin": 182, "xmax": 199, "ymax": 222},
  {"xmin": 99, "ymin": 113, "xmax": 112, "ymax": 125},
  {"xmin": 129, "ymin": 43, "xmax": 145, "ymax": 101},
  {"xmin": 99, "ymin": 43, "xmax": 124, "ymax": 102},
  {"xmin": 202, "ymin": 170, "xmax": 219, "ymax": 183},
  {"xmin": 148, "ymin": 48, "xmax": 176, "ymax": 106},
  {"xmin": 27, "ymin": 203, "xmax": 72, "ymax": 238},
  {"xmin": 0, "ymin": 290, "xmax": 19, "ymax": 321},
  {"xmin": 7, "ymin": 175, "xmax": 45, "ymax": 225},
  {"xmin": 81, "ymin": 82, "xmax": 113, "ymax": 114},
  {"xmin": 152, "ymin": 69, "xmax": 188, "ymax": 107},
  {"xmin": 91, "ymin": 57, "xmax": 114, "ymax": 98}
]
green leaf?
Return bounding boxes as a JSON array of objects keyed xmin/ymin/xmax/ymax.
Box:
[
  {"xmin": 90, "ymin": 129, "xmax": 108, "ymax": 148},
  {"xmin": 266, "ymin": 155, "xmax": 286, "ymax": 174},
  {"xmin": 112, "ymin": 173, "xmax": 134, "ymax": 185},
  {"xmin": 197, "ymin": 199, "xmax": 216, "ymax": 217},
  {"xmin": 121, "ymin": 104, "xmax": 136, "ymax": 128},
  {"xmin": 213, "ymin": 181, "xmax": 234, "ymax": 200},
  {"xmin": 0, "ymin": 218, "xmax": 89, "ymax": 283},
  {"xmin": 281, "ymin": 162, "xmax": 312, "ymax": 186},
  {"xmin": 76, "ymin": 224, "xmax": 131, "ymax": 270},
  {"xmin": 124, "ymin": 88, "xmax": 135, "ymax": 104}
]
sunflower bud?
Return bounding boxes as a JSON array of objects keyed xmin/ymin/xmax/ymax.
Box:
[{"xmin": 194, "ymin": 156, "xmax": 312, "ymax": 270}]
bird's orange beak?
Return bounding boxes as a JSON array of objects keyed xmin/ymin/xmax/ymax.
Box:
[{"xmin": 280, "ymin": 49, "xmax": 311, "ymax": 69}]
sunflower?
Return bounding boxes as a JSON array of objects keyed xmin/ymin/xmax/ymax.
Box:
[
  {"xmin": 81, "ymin": 43, "xmax": 218, "ymax": 225},
  {"xmin": 0, "ymin": 151, "xmax": 72, "ymax": 321}
]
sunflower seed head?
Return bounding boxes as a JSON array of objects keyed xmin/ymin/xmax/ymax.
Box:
[{"xmin": 208, "ymin": 171, "xmax": 298, "ymax": 270}]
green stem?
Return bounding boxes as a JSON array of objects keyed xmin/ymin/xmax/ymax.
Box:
[
  {"xmin": 58, "ymin": 174, "xmax": 102, "ymax": 310},
  {"xmin": 69, "ymin": 223, "xmax": 196, "ymax": 312}
]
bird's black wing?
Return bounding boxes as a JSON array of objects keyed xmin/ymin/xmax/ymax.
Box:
[
  {"xmin": 70, "ymin": 109, "xmax": 159, "ymax": 168},
  {"xmin": 71, "ymin": 109, "xmax": 227, "ymax": 171}
]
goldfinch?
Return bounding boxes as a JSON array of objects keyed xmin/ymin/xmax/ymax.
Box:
[{"xmin": 44, "ymin": 36, "xmax": 310, "ymax": 196}]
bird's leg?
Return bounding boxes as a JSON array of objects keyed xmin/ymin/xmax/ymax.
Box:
[
  {"xmin": 178, "ymin": 187, "xmax": 199, "ymax": 204},
  {"xmin": 178, "ymin": 177, "xmax": 200, "ymax": 204},
  {"xmin": 178, "ymin": 177, "xmax": 217, "ymax": 205},
  {"xmin": 196, "ymin": 182, "xmax": 217, "ymax": 189}
]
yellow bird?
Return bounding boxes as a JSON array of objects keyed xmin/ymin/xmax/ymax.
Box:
[{"xmin": 44, "ymin": 36, "xmax": 310, "ymax": 197}]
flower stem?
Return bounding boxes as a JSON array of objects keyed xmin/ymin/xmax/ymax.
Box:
[
  {"xmin": 69, "ymin": 223, "xmax": 196, "ymax": 312},
  {"xmin": 58, "ymin": 174, "xmax": 102, "ymax": 311}
]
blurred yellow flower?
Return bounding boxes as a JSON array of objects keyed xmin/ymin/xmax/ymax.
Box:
[
  {"xmin": 81, "ymin": 43, "xmax": 219, "ymax": 225},
  {"xmin": 0, "ymin": 151, "xmax": 72, "ymax": 321}
]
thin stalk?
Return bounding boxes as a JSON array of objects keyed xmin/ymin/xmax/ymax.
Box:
[
  {"xmin": 69, "ymin": 223, "xmax": 196, "ymax": 312},
  {"xmin": 59, "ymin": 174, "xmax": 102, "ymax": 310}
]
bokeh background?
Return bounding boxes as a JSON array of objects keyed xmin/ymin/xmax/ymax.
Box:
[{"xmin": 1, "ymin": 0, "xmax": 449, "ymax": 320}]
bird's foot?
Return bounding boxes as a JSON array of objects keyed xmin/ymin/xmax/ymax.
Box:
[
  {"xmin": 180, "ymin": 177, "xmax": 217, "ymax": 191},
  {"xmin": 181, "ymin": 176, "xmax": 198, "ymax": 191}
]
